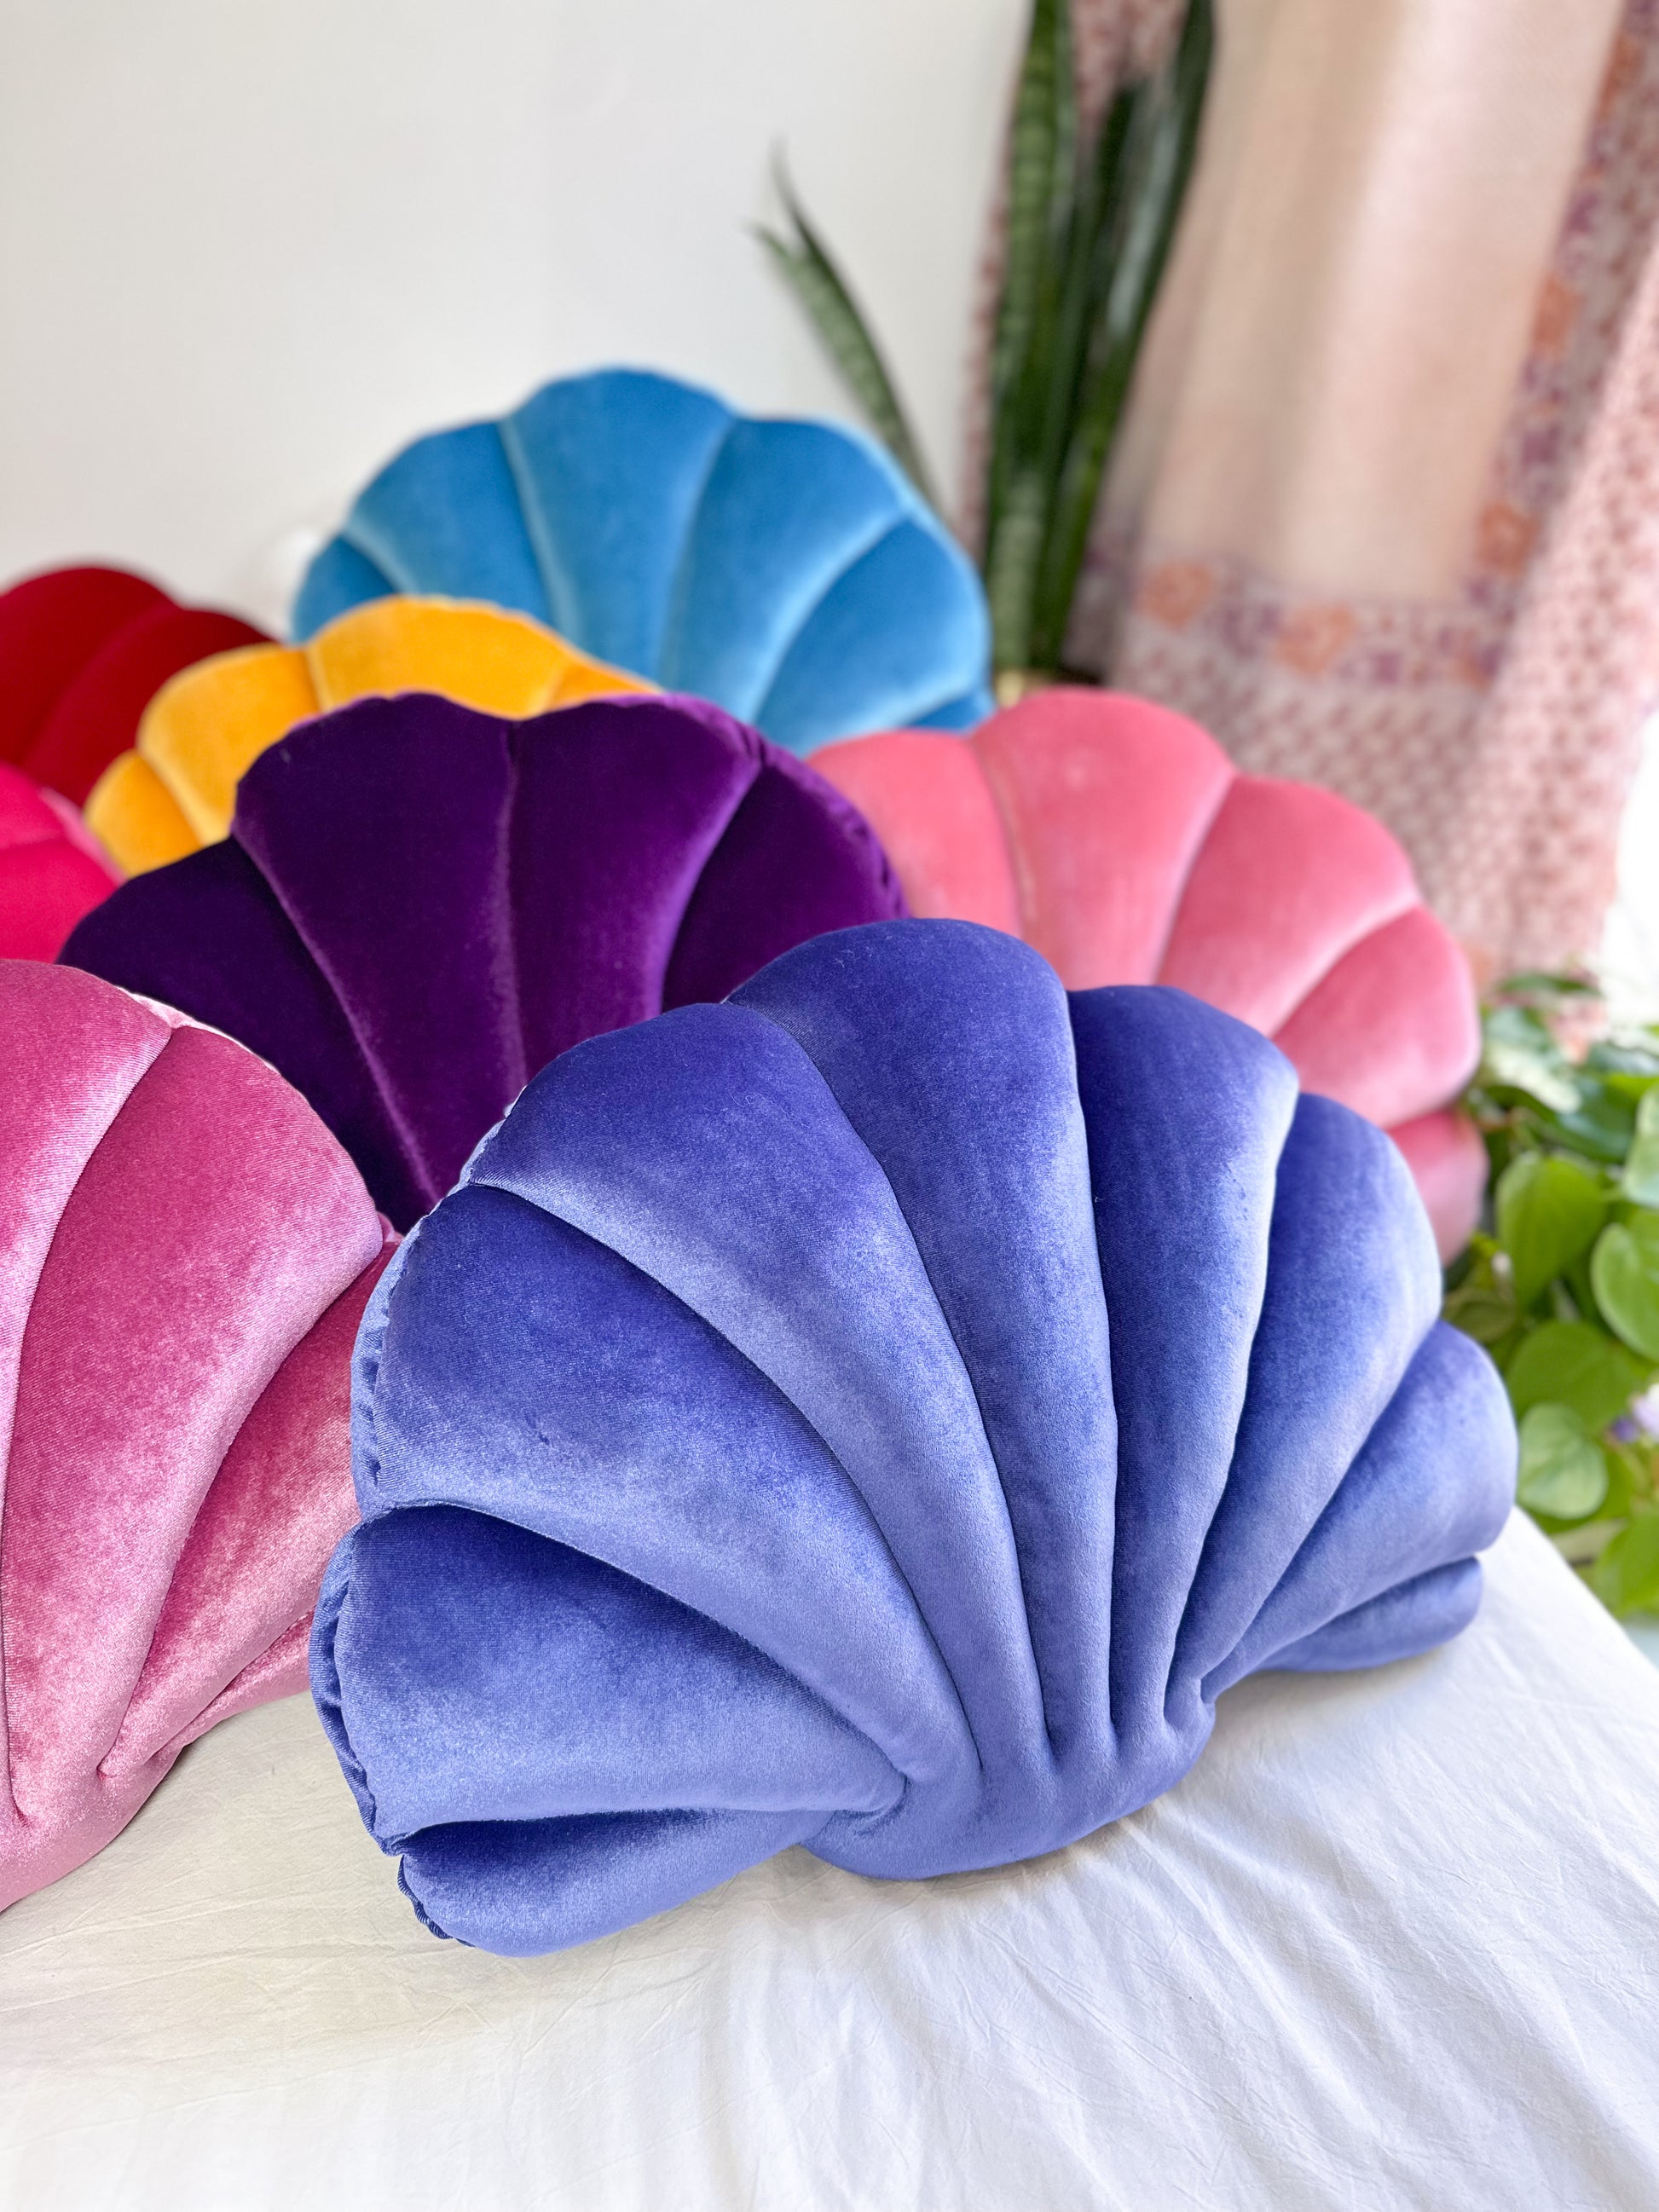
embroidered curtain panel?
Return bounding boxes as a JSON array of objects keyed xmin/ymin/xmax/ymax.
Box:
[{"xmin": 979, "ymin": 0, "xmax": 1659, "ymax": 979}]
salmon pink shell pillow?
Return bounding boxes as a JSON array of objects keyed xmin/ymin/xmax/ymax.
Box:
[{"xmin": 813, "ymin": 690, "xmax": 1485, "ymax": 1256}]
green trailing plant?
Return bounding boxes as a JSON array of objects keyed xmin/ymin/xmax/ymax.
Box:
[
  {"xmin": 757, "ymin": 0, "xmax": 1215, "ymax": 681},
  {"xmin": 1445, "ymin": 973, "xmax": 1659, "ymax": 1614}
]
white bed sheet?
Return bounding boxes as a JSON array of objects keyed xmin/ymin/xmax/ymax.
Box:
[{"xmin": 3, "ymin": 1510, "xmax": 1657, "ymax": 2212}]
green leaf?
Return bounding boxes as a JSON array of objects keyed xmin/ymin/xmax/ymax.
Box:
[
  {"xmin": 1589, "ymin": 1511, "xmax": 1659, "ymax": 1616},
  {"xmin": 756, "ymin": 165, "xmax": 940, "ymax": 510},
  {"xmin": 1481, "ymin": 1004, "xmax": 1580, "ymax": 1113},
  {"xmin": 1029, "ymin": 0, "xmax": 1214, "ymax": 667},
  {"xmin": 1506, "ymin": 1320, "xmax": 1648, "ymax": 1432},
  {"xmin": 1516, "ymin": 1404, "xmax": 1609, "ymax": 1521},
  {"xmin": 1494, "ymin": 1153, "xmax": 1606, "ymax": 1308},
  {"xmin": 1590, "ymin": 1216, "xmax": 1659, "ymax": 1360},
  {"xmin": 1621, "ymin": 1089, "xmax": 1659, "ymax": 1205}
]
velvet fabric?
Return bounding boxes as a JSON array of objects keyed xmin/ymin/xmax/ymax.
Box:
[
  {"xmin": 813, "ymin": 690, "xmax": 1488, "ymax": 1258},
  {"xmin": 0, "ymin": 763, "xmax": 119, "ymax": 961},
  {"xmin": 292, "ymin": 367, "xmax": 994, "ymax": 748},
  {"xmin": 0, "ymin": 564, "xmax": 267, "ymax": 805},
  {"xmin": 84, "ymin": 593, "xmax": 650, "ymax": 877},
  {"xmin": 62, "ymin": 691, "xmax": 906, "ymax": 1228},
  {"xmin": 0, "ymin": 960, "xmax": 394, "ymax": 1912},
  {"xmin": 314, "ymin": 918, "xmax": 1515, "ymax": 1957}
]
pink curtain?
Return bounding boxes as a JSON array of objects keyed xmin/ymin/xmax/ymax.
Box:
[{"xmin": 974, "ymin": 0, "xmax": 1659, "ymax": 979}]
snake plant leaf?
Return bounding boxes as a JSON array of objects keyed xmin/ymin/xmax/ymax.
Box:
[
  {"xmin": 1031, "ymin": 0, "xmax": 1214, "ymax": 669},
  {"xmin": 757, "ymin": 165, "xmax": 940, "ymax": 512}
]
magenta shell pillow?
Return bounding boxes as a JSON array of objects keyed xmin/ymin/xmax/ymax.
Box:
[
  {"xmin": 813, "ymin": 690, "xmax": 1486, "ymax": 1257},
  {"xmin": 0, "ymin": 961, "xmax": 395, "ymax": 1911},
  {"xmin": 0, "ymin": 761, "xmax": 119, "ymax": 962},
  {"xmin": 61, "ymin": 691, "xmax": 906, "ymax": 1228}
]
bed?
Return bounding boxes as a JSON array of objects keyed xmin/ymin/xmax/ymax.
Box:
[{"xmin": 3, "ymin": 1510, "xmax": 1655, "ymax": 2211}]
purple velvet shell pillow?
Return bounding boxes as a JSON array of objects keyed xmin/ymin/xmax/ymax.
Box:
[{"xmin": 61, "ymin": 690, "xmax": 905, "ymax": 1227}]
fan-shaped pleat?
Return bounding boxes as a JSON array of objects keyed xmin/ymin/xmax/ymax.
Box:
[
  {"xmin": 469, "ymin": 1005, "xmax": 1048, "ymax": 1839},
  {"xmin": 1271, "ymin": 905, "xmax": 1482, "ymax": 1129},
  {"xmin": 25, "ymin": 604, "xmax": 266, "ymax": 806},
  {"xmin": 731, "ymin": 924, "xmax": 1117, "ymax": 1788},
  {"xmin": 658, "ymin": 420, "xmax": 907, "ymax": 718},
  {"xmin": 1171, "ymin": 1095, "xmax": 1442, "ymax": 1709},
  {"xmin": 1205, "ymin": 1321, "xmax": 1515, "ymax": 1698},
  {"xmin": 1266, "ymin": 1558, "xmax": 1484, "ymax": 1675},
  {"xmin": 1066, "ymin": 985, "xmax": 1297, "ymax": 1772},
  {"xmin": 502, "ymin": 370, "xmax": 733, "ymax": 675},
  {"xmin": 392, "ymin": 1806, "xmax": 818, "ymax": 1959},
  {"xmin": 236, "ymin": 698, "xmax": 524, "ymax": 1198},
  {"xmin": 104, "ymin": 1256, "xmax": 385, "ymax": 1773},
  {"xmin": 812, "ymin": 730, "xmax": 1020, "ymax": 933},
  {"xmin": 353, "ymin": 1185, "xmax": 971, "ymax": 1794},
  {"xmin": 327, "ymin": 1507, "xmax": 905, "ymax": 1842},
  {"xmin": 658, "ymin": 754, "xmax": 903, "ymax": 1011},
  {"xmin": 1157, "ymin": 777, "xmax": 1419, "ymax": 1032},
  {"xmin": 974, "ymin": 693, "xmax": 1234, "ymax": 985},
  {"xmin": 754, "ymin": 519, "xmax": 993, "ymax": 753},
  {"xmin": 506, "ymin": 696, "xmax": 758, "ymax": 1071},
  {"xmin": 60, "ymin": 837, "xmax": 427, "ymax": 1228},
  {"xmin": 344, "ymin": 421, "xmax": 552, "ymax": 623},
  {"xmin": 0, "ymin": 567, "xmax": 171, "ymax": 769}
]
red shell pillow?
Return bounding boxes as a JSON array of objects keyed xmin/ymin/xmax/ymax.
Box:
[
  {"xmin": 0, "ymin": 960, "xmax": 395, "ymax": 1911},
  {"xmin": 813, "ymin": 690, "xmax": 1484, "ymax": 1257},
  {"xmin": 0, "ymin": 566, "xmax": 270, "ymax": 960},
  {"xmin": 0, "ymin": 564, "xmax": 269, "ymax": 806}
]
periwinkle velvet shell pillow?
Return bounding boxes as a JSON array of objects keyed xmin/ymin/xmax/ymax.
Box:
[
  {"xmin": 813, "ymin": 687, "xmax": 1486, "ymax": 1257},
  {"xmin": 0, "ymin": 960, "xmax": 395, "ymax": 1911},
  {"xmin": 61, "ymin": 691, "xmax": 905, "ymax": 1227},
  {"xmin": 315, "ymin": 919, "xmax": 1516, "ymax": 1957},
  {"xmin": 292, "ymin": 366, "xmax": 994, "ymax": 748}
]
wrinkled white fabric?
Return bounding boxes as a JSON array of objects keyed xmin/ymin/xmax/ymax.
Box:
[{"xmin": 2, "ymin": 1510, "xmax": 1656, "ymax": 2211}]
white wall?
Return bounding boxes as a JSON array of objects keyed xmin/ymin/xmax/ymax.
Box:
[{"xmin": 0, "ymin": 0, "xmax": 1021, "ymax": 628}]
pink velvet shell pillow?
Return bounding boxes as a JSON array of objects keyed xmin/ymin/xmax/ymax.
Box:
[
  {"xmin": 0, "ymin": 961, "xmax": 395, "ymax": 1910},
  {"xmin": 814, "ymin": 690, "xmax": 1485, "ymax": 1257}
]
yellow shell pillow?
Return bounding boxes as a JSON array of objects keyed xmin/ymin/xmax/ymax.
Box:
[{"xmin": 85, "ymin": 597, "xmax": 651, "ymax": 875}]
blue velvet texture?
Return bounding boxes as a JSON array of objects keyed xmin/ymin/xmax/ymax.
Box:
[
  {"xmin": 292, "ymin": 367, "xmax": 994, "ymax": 749},
  {"xmin": 313, "ymin": 920, "xmax": 1516, "ymax": 1956}
]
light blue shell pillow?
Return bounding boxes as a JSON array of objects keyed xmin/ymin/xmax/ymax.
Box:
[{"xmin": 293, "ymin": 368, "xmax": 994, "ymax": 754}]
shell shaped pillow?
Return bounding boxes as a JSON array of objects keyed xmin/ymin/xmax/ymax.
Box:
[
  {"xmin": 0, "ymin": 960, "xmax": 396, "ymax": 1911},
  {"xmin": 0, "ymin": 563, "xmax": 267, "ymax": 806},
  {"xmin": 0, "ymin": 762, "xmax": 119, "ymax": 961},
  {"xmin": 85, "ymin": 593, "xmax": 650, "ymax": 878},
  {"xmin": 61, "ymin": 691, "xmax": 906, "ymax": 1230},
  {"xmin": 813, "ymin": 690, "xmax": 1486, "ymax": 1257},
  {"xmin": 293, "ymin": 367, "xmax": 994, "ymax": 751},
  {"xmin": 315, "ymin": 919, "xmax": 1516, "ymax": 1957}
]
